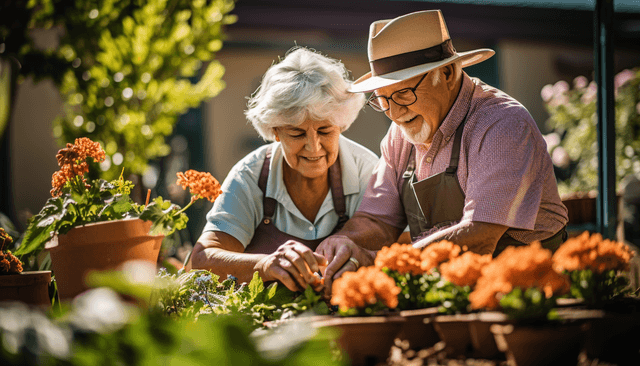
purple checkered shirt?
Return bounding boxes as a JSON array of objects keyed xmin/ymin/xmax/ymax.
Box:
[{"xmin": 358, "ymin": 73, "xmax": 568, "ymax": 243}]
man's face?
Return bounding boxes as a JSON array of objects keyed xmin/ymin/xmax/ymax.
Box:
[{"xmin": 374, "ymin": 69, "xmax": 450, "ymax": 145}]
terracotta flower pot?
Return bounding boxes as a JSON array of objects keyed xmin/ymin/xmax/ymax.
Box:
[
  {"xmin": 583, "ymin": 299, "xmax": 640, "ymax": 365},
  {"xmin": 469, "ymin": 311, "xmax": 510, "ymax": 360},
  {"xmin": 46, "ymin": 218, "xmax": 163, "ymax": 301},
  {"xmin": 431, "ymin": 313, "xmax": 477, "ymax": 358},
  {"xmin": 490, "ymin": 321, "xmax": 588, "ymax": 366},
  {"xmin": 312, "ymin": 315, "xmax": 405, "ymax": 366},
  {"xmin": 0, "ymin": 270, "xmax": 52, "ymax": 308},
  {"xmin": 397, "ymin": 307, "xmax": 440, "ymax": 351}
]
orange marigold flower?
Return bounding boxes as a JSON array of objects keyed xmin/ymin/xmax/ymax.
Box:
[
  {"xmin": 176, "ymin": 170, "xmax": 222, "ymax": 203},
  {"xmin": 552, "ymin": 231, "xmax": 634, "ymax": 274},
  {"xmin": 50, "ymin": 137, "xmax": 105, "ymax": 197},
  {"xmin": 440, "ymin": 251, "xmax": 492, "ymax": 287},
  {"xmin": 469, "ymin": 242, "xmax": 569, "ymax": 311},
  {"xmin": 0, "ymin": 228, "xmax": 22, "ymax": 274},
  {"xmin": 375, "ymin": 243, "xmax": 424, "ymax": 275},
  {"xmin": 331, "ymin": 266, "xmax": 401, "ymax": 312},
  {"xmin": 420, "ymin": 240, "xmax": 461, "ymax": 273}
]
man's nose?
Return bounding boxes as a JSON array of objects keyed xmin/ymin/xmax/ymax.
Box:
[{"xmin": 386, "ymin": 101, "xmax": 407, "ymax": 122}]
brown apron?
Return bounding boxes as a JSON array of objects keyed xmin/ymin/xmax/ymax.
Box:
[
  {"xmin": 401, "ymin": 86, "xmax": 566, "ymax": 257},
  {"xmin": 244, "ymin": 146, "xmax": 349, "ymax": 254}
]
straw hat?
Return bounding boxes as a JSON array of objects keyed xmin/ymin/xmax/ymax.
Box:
[{"xmin": 350, "ymin": 10, "xmax": 495, "ymax": 93}]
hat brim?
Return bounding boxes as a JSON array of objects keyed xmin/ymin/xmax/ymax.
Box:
[{"xmin": 349, "ymin": 48, "xmax": 495, "ymax": 93}]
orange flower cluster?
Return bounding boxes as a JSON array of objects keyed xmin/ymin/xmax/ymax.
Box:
[
  {"xmin": 469, "ymin": 242, "xmax": 569, "ymax": 310},
  {"xmin": 552, "ymin": 231, "xmax": 635, "ymax": 274},
  {"xmin": 420, "ymin": 240, "xmax": 461, "ymax": 273},
  {"xmin": 440, "ymin": 251, "xmax": 492, "ymax": 287},
  {"xmin": 331, "ymin": 267, "xmax": 401, "ymax": 312},
  {"xmin": 375, "ymin": 243, "xmax": 424, "ymax": 275},
  {"xmin": 0, "ymin": 228, "xmax": 22, "ymax": 274},
  {"xmin": 176, "ymin": 170, "xmax": 222, "ymax": 203},
  {"xmin": 50, "ymin": 137, "xmax": 106, "ymax": 197}
]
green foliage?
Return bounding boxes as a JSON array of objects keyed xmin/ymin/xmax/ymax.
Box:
[
  {"xmin": 543, "ymin": 68, "xmax": 640, "ymax": 194},
  {"xmin": 19, "ymin": 0, "xmax": 236, "ymax": 180},
  {"xmin": 0, "ymin": 289, "xmax": 342, "ymax": 366},
  {"xmin": 154, "ymin": 269, "xmax": 330, "ymax": 327},
  {"xmin": 499, "ymin": 287, "xmax": 560, "ymax": 322},
  {"xmin": 383, "ymin": 269, "xmax": 439, "ymax": 310},
  {"xmin": 382, "ymin": 268, "xmax": 470, "ymax": 314},
  {"xmin": 566, "ymin": 268, "xmax": 631, "ymax": 305},
  {"xmin": 15, "ymin": 176, "xmax": 187, "ymax": 267}
]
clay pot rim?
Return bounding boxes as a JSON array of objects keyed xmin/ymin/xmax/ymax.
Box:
[
  {"xmin": 399, "ymin": 307, "xmax": 440, "ymax": 317},
  {"xmin": 0, "ymin": 270, "xmax": 52, "ymax": 286},
  {"xmin": 312, "ymin": 315, "xmax": 406, "ymax": 328}
]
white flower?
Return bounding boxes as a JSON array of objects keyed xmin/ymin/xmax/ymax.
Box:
[
  {"xmin": 543, "ymin": 133, "xmax": 561, "ymax": 152},
  {"xmin": 552, "ymin": 147, "xmax": 571, "ymax": 168}
]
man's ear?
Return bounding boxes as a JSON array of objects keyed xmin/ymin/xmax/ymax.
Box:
[{"xmin": 442, "ymin": 64, "xmax": 457, "ymax": 91}]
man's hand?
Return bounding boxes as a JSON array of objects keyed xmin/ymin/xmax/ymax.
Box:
[
  {"xmin": 254, "ymin": 240, "xmax": 327, "ymax": 292},
  {"xmin": 316, "ymin": 235, "xmax": 376, "ymax": 297}
]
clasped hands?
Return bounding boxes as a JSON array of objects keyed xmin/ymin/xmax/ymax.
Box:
[{"xmin": 253, "ymin": 236, "xmax": 375, "ymax": 297}]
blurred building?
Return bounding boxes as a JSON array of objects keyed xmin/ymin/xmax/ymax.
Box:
[{"xmin": 6, "ymin": 0, "xmax": 640, "ymax": 243}]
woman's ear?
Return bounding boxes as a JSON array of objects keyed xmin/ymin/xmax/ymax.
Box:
[{"xmin": 273, "ymin": 129, "xmax": 280, "ymax": 142}]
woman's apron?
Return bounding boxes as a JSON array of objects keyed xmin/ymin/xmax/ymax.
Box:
[
  {"xmin": 401, "ymin": 88, "xmax": 566, "ymax": 257},
  {"xmin": 244, "ymin": 146, "xmax": 349, "ymax": 254}
]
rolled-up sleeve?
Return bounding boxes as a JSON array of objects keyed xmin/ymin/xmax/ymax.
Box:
[{"xmin": 203, "ymin": 164, "xmax": 262, "ymax": 247}]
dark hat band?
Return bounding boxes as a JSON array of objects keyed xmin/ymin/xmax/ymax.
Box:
[{"xmin": 370, "ymin": 39, "xmax": 457, "ymax": 76}]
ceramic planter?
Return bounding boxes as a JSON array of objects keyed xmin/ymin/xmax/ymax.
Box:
[
  {"xmin": 397, "ymin": 307, "xmax": 440, "ymax": 351},
  {"xmin": 582, "ymin": 297, "xmax": 640, "ymax": 365},
  {"xmin": 490, "ymin": 320, "xmax": 588, "ymax": 366},
  {"xmin": 312, "ymin": 315, "xmax": 405, "ymax": 366},
  {"xmin": 469, "ymin": 311, "xmax": 510, "ymax": 360},
  {"xmin": 46, "ymin": 218, "xmax": 163, "ymax": 301},
  {"xmin": 0, "ymin": 270, "xmax": 52, "ymax": 308},
  {"xmin": 431, "ymin": 313, "xmax": 477, "ymax": 358}
]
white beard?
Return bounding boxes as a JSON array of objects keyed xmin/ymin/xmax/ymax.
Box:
[{"xmin": 398, "ymin": 120, "xmax": 431, "ymax": 145}]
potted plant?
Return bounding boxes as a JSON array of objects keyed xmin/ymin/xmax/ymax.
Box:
[
  {"xmin": 13, "ymin": 137, "xmax": 222, "ymax": 300},
  {"xmin": 0, "ymin": 228, "xmax": 52, "ymax": 308},
  {"xmin": 315, "ymin": 266, "xmax": 404, "ymax": 366},
  {"xmin": 552, "ymin": 231, "xmax": 639, "ymax": 364},
  {"xmin": 541, "ymin": 68, "xmax": 640, "ymax": 224},
  {"xmin": 467, "ymin": 242, "xmax": 592, "ymax": 366}
]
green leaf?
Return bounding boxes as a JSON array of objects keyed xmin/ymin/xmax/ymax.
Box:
[{"xmin": 139, "ymin": 197, "xmax": 187, "ymax": 236}]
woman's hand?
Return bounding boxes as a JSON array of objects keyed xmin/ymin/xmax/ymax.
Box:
[
  {"xmin": 254, "ymin": 240, "xmax": 328, "ymax": 292},
  {"xmin": 316, "ymin": 235, "xmax": 376, "ymax": 298}
]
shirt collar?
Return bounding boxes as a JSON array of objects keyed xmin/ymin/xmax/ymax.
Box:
[{"xmin": 265, "ymin": 135, "xmax": 358, "ymax": 221}]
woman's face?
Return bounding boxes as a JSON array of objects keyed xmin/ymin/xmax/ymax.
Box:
[{"xmin": 274, "ymin": 119, "xmax": 341, "ymax": 179}]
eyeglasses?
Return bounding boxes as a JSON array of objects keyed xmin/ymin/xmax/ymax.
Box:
[{"xmin": 367, "ymin": 72, "xmax": 429, "ymax": 112}]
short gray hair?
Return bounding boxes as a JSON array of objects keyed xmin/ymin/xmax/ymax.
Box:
[{"xmin": 245, "ymin": 47, "xmax": 366, "ymax": 141}]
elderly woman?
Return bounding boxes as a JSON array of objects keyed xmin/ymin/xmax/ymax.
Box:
[{"xmin": 190, "ymin": 47, "xmax": 378, "ymax": 291}]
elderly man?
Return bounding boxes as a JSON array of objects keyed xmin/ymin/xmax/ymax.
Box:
[{"xmin": 317, "ymin": 9, "xmax": 568, "ymax": 291}]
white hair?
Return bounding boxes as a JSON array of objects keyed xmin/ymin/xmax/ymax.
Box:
[{"xmin": 245, "ymin": 47, "xmax": 366, "ymax": 141}]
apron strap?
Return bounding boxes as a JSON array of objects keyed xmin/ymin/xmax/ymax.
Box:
[
  {"xmin": 258, "ymin": 145, "xmax": 276, "ymax": 224},
  {"xmin": 328, "ymin": 155, "xmax": 349, "ymax": 228}
]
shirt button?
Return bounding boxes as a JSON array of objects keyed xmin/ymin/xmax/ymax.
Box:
[
  {"xmin": 426, "ymin": 157, "xmax": 432, "ymax": 163},
  {"xmin": 309, "ymin": 226, "xmax": 314, "ymax": 231},
  {"xmin": 445, "ymin": 136, "xmax": 450, "ymax": 141}
]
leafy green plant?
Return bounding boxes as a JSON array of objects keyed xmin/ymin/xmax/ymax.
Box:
[
  {"xmin": 542, "ymin": 68, "xmax": 640, "ymax": 194},
  {"xmin": 12, "ymin": 0, "xmax": 236, "ymax": 181},
  {"xmin": 153, "ymin": 269, "xmax": 330, "ymax": 327},
  {"xmin": 14, "ymin": 138, "xmax": 221, "ymax": 269},
  {"xmin": 565, "ymin": 268, "xmax": 631, "ymax": 305},
  {"xmin": 499, "ymin": 287, "xmax": 560, "ymax": 322},
  {"xmin": 422, "ymin": 270, "xmax": 472, "ymax": 315}
]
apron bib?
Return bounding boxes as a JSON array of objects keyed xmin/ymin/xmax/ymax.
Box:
[{"xmin": 244, "ymin": 146, "xmax": 349, "ymax": 254}]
